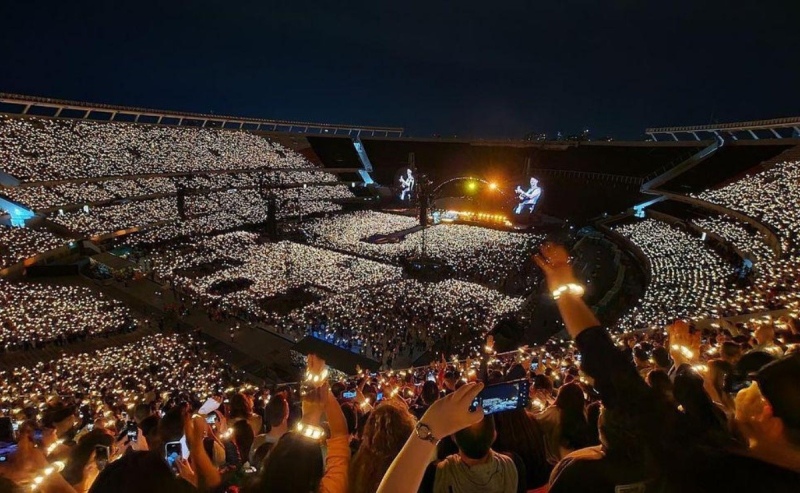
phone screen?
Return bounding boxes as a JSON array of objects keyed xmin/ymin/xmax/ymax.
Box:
[
  {"xmin": 341, "ymin": 391, "xmax": 356, "ymax": 400},
  {"xmin": 0, "ymin": 443, "xmax": 18, "ymax": 463},
  {"xmin": 95, "ymin": 445, "xmax": 110, "ymax": 470},
  {"xmin": 165, "ymin": 441, "xmax": 182, "ymax": 470},
  {"xmin": 205, "ymin": 414, "xmax": 217, "ymax": 424},
  {"xmin": 469, "ymin": 379, "xmax": 530, "ymax": 415},
  {"xmin": 0, "ymin": 418, "xmax": 12, "ymax": 443},
  {"xmin": 126, "ymin": 421, "xmax": 138, "ymax": 442}
]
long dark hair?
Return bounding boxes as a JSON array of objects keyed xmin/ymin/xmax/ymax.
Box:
[
  {"xmin": 247, "ymin": 432, "xmax": 324, "ymax": 493},
  {"xmin": 554, "ymin": 383, "xmax": 591, "ymax": 450},
  {"xmin": 349, "ymin": 402, "xmax": 416, "ymax": 493},
  {"xmin": 62, "ymin": 430, "xmax": 113, "ymax": 486},
  {"xmin": 493, "ymin": 409, "xmax": 551, "ymax": 489}
]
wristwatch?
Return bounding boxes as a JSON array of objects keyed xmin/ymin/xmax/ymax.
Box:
[{"xmin": 415, "ymin": 422, "xmax": 440, "ymax": 445}]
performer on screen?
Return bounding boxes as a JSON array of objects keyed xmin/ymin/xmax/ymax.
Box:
[
  {"xmin": 514, "ymin": 177, "xmax": 542, "ymax": 214},
  {"xmin": 399, "ymin": 168, "xmax": 415, "ymax": 201}
]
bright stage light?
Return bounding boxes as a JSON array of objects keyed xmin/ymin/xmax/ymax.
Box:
[
  {"xmin": 489, "ymin": 182, "xmax": 498, "ymax": 190},
  {"xmin": 466, "ymin": 181, "xmax": 478, "ymax": 192}
]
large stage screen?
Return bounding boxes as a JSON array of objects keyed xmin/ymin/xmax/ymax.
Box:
[
  {"xmin": 395, "ymin": 168, "xmax": 415, "ymax": 202},
  {"xmin": 513, "ymin": 177, "xmax": 542, "ymax": 215}
]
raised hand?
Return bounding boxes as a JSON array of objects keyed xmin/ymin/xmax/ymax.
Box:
[
  {"xmin": 419, "ymin": 381, "xmax": 484, "ymax": 439},
  {"xmin": 533, "ymin": 243, "xmax": 578, "ymax": 292},
  {"xmin": 667, "ymin": 320, "xmax": 701, "ymax": 365}
]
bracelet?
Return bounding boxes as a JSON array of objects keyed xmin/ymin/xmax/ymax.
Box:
[
  {"xmin": 295, "ymin": 422, "xmax": 325, "ymax": 440},
  {"xmin": 304, "ymin": 368, "xmax": 329, "ymax": 385},
  {"xmin": 552, "ymin": 283, "xmax": 585, "ymax": 300}
]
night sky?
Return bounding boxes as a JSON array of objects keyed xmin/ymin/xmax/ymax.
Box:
[{"xmin": 1, "ymin": 0, "xmax": 798, "ymax": 139}]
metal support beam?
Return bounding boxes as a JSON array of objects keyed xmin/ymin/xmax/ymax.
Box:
[
  {"xmin": 770, "ymin": 128, "xmax": 782, "ymax": 138},
  {"xmin": 670, "ymin": 132, "xmax": 678, "ymax": 141},
  {"xmin": 748, "ymin": 130, "xmax": 759, "ymax": 139},
  {"xmin": 691, "ymin": 132, "xmax": 700, "ymax": 141}
]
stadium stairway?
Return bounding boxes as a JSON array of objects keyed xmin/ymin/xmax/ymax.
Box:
[{"xmin": 640, "ymin": 136, "xmax": 724, "ymax": 192}]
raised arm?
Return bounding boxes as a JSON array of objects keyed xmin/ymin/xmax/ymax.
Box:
[
  {"xmin": 533, "ymin": 243, "xmax": 600, "ymax": 339},
  {"xmin": 376, "ymin": 382, "xmax": 484, "ymax": 493}
]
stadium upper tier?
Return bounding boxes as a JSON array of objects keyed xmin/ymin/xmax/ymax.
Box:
[
  {"xmin": 613, "ymin": 160, "xmax": 800, "ymax": 328},
  {"xmin": 658, "ymin": 142, "xmax": 796, "ymax": 193},
  {"xmin": 0, "ymin": 115, "xmax": 320, "ymax": 182}
]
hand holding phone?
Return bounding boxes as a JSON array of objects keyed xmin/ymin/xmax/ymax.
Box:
[
  {"xmin": 469, "ymin": 379, "xmax": 530, "ymax": 415},
  {"xmin": 164, "ymin": 441, "xmax": 182, "ymax": 473},
  {"xmin": 95, "ymin": 445, "xmax": 110, "ymax": 470}
]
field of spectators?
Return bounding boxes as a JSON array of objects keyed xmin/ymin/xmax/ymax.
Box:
[
  {"xmin": 0, "ymin": 116, "xmax": 312, "ymax": 182},
  {"xmin": 0, "ymin": 279, "xmax": 136, "ymax": 351},
  {"xmin": 0, "ymin": 226, "xmax": 66, "ymax": 269},
  {"xmin": 302, "ymin": 211, "xmax": 544, "ymax": 289},
  {"xmin": 614, "ymin": 219, "xmax": 732, "ymax": 328}
]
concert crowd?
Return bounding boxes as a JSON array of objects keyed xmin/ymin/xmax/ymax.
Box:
[{"xmin": 0, "ymin": 245, "xmax": 798, "ymax": 493}]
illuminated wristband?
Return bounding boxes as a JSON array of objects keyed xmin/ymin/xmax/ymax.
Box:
[
  {"xmin": 552, "ymin": 283, "xmax": 585, "ymax": 300},
  {"xmin": 296, "ymin": 422, "xmax": 325, "ymax": 441},
  {"xmin": 304, "ymin": 368, "xmax": 329, "ymax": 386},
  {"xmin": 30, "ymin": 461, "xmax": 65, "ymax": 491}
]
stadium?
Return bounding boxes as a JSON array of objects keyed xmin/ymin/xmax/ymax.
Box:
[{"xmin": 2, "ymin": 3, "xmax": 800, "ymax": 493}]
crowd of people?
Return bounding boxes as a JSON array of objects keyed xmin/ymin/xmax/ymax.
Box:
[
  {"xmin": 0, "ymin": 279, "xmax": 136, "ymax": 352},
  {"xmin": 614, "ymin": 219, "xmax": 732, "ymax": 328},
  {"xmin": 614, "ymin": 160, "xmax": 800, "ymax": 330},
  {"xmin": 3, "ymin": 114, "xmax": 800, "ymax": 491},
  {"xmin": 0, "ymin": 116, "xmax": 313, "ymax": 182},
  {"xmin": 3, "ymin": 172, "xmax": 344, "ymax": 213},
  {"xmin": 276, "ymin": 279, "xmax": 524, "ymax": 366},
  {"xmin": 51, "ymin": 198, "xmax": 180, "ymax": 237},
  {"xmin": 166, "ymin": 240, "xmax": 404, "ymax": 321},
  {"xmin": 693, "ymin": 215, "xmax": 773, "ymax": 264},
  {"xmin": 303, "ymin": 211, "xmax": 544, "ymax": 289},
  {"xmin": 0, "ymin": 226, "xmax": 65, "ymax": 270},
  {"xmin": 695, "ymin": 160, "xmax": 800, "ymax": 255},
  {"xmin": 1, "ymin": 245, "xmax": 799, "ymax": 492},
  {"xmin": 141, "ymin": 222, "xmax": 531, "ymax": 366}
]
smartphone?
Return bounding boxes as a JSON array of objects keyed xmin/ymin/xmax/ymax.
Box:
[
  {"xmin": 376, "ymin": 392, "xmax": 383, "ymax": 401},
  {"xmin": 426, "ymin": 372, "xmax": 436, "ymax": 382},
  {"xmin": 0, "ymin": 442, "xmax": 17, "ymax": 463},
  {"xmin": 0, "ymin": 418, "xmax": 12, "ymax": 443},
  {"xmin": 126, "ymin": 421, "xmax": 138, "ymax": 442},
  {"xmin": 341, "ymin": 391, "xmax": 356, "ymax": 400},
  {"xmin": 205, "ymin": 414, "xmax": 217, "ymax": 425},
  {"xmin": 165, "ymin": 441, "xmax": 182, "ymax": 471},
  {"xmin": 469, "ymin": 379, "xmax": 530, "ymax": 415},
  {"xmin": 95, "ymin": 445, "xmax": 110, "ymax": 471}
]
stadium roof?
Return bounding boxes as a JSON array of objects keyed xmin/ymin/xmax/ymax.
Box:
[
  {"xmin": 646, "ymin": 116, "xmax": 800, "ymax": 141},
  {"xmin": 0, "ymin": 92, "xmax": 404, "ymax": 137}
]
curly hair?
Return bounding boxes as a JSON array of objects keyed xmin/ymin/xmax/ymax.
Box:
[{"xmin": 349, "ymin": 401, "xmax": 416, "ymax": 493}]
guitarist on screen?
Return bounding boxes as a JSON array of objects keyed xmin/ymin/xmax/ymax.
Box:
[{"xmin": 514, "ymin": 177, "xmax": 542, "ymax": 214}]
